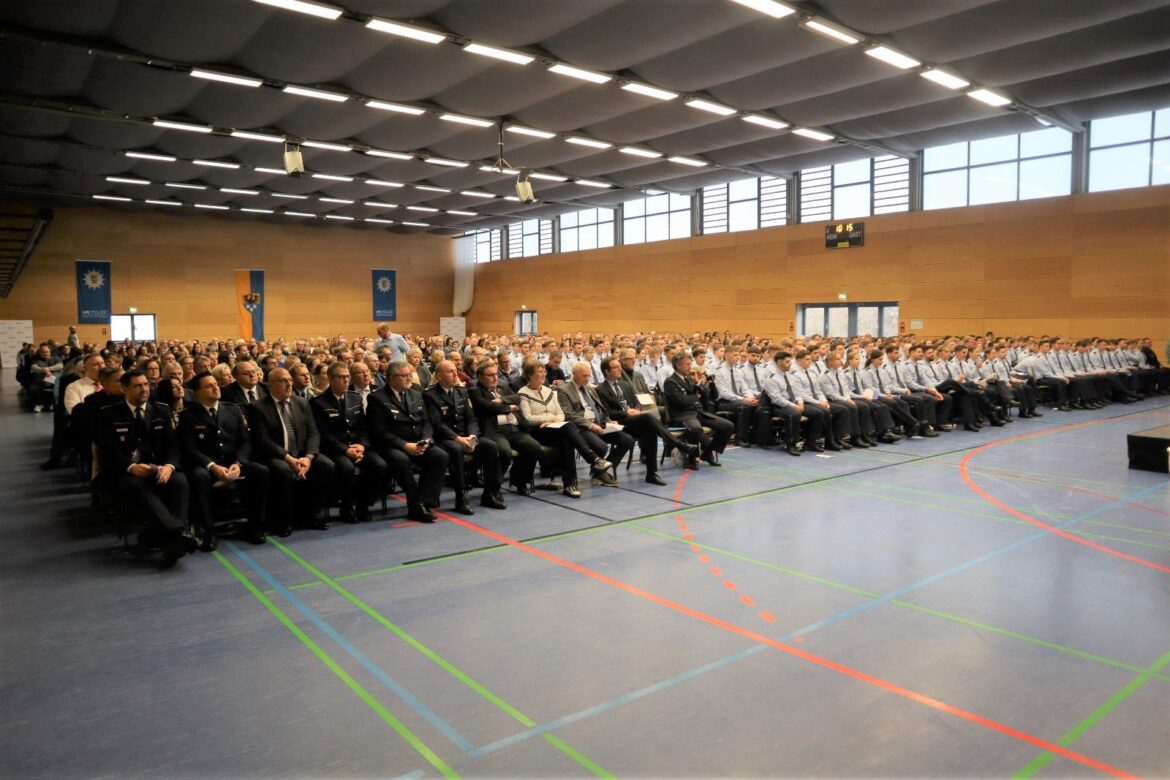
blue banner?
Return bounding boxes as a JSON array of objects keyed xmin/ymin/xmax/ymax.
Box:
[
  {"xmin": 372, "ymin": 269, "xmax": 397, "ymax": 321},
  {"xmin": 236, "ymin": 269, "xmax": 265, "ymax": 341},
  {"xmin": 75, "ymin": 260, "xmax": 112, "ymax": 324}
]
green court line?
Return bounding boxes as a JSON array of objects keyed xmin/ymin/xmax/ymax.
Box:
[
  {"xmin": 268, "ymin": 539, "xmax": 613, "ymax": 779},
  {"xmin": 628, "ymin": 524, "xmax": 1170, "ymax": 684},
  {"xmin": 212, "ymin": 552, "xmax": 460, "ymax": 779},
  {"xmin": 1013, "ymin": 647, "xmax": 1170, "ymax": 778},
  {"xmin": 1084, "ymin": 519, "xmax": 1170, "ymax": 538},
  {"xmin": 1066, "ymin": 529, "xmax": 1170, "ymax": 551}
]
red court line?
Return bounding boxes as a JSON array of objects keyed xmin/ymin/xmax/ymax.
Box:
[
  {"xmin": 1127, "ymin": 502, "xmax": 1170, "ymax": 518},
  {"xmin": 400, "ymin": 495, "xmax": 1134, "ymax": 777},
  {"xmin": 958, "ymin": 423, "xmax": 1170, "ymax": 575}
]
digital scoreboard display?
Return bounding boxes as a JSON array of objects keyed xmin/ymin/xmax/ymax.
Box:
[{"xmin": 825, "ymin": 222, "xmax": 864, "ymax": 249}]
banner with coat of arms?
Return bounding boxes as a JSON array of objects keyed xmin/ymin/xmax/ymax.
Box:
[
  {"xmin": 75, "ymin": 260, "xmax": 112, "ymax": 324},
  {"xmin": 372, "ymin": 269, "xmax": 397, "ymax": 321},
  {"xmin": 235, "ymin": 269, "xmax": 265, "ymax": 340}
]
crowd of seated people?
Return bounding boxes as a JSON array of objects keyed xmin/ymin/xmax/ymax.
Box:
[{"xmin": 19, "ymin": 324, "xmax": 1170, "ymax": 570}]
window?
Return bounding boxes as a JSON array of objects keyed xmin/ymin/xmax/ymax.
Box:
[
  {"xmin": 472, "ymin": 229, "xmax": 501, "ymax": 263},
  {"xmin": 701, "ymin": 176, "xmax": 787, "ymax": 233},
  {"xmin": 507, "ymin": 219, "xmax": 553, "ymax": 258},
  {"xmin": 110, "ymin": 313, "xmax": 157, "ymax": 341},
  {"xmin": 797, "ymin": 302, "xmax": 899, "ymax": 338},
  {"xmin": 559, "ymin": 207, "xmax": 615, "ymax": 252},
  {"xmin": 799, "ymin": 156, "xmax": 909, "ymax": 223},
  {"xmin": 1088, "ymin": 107, "xmax": 1170, "ymax": 192},
  {"xmin": 622, "ymin": 193, "xmax": 692, "ymax": 244},
  {"xmin": 923, "ymin": 127, "xmax": 1072, "ymax": 209},
  {"xmin": 514, "ymin": 310, "xmax": 538, "ymax": 335}
]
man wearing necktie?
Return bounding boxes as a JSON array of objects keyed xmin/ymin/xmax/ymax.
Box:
[
  {"xmin": 715, "ymin": 346, "xmax": 762, "ymax": 448},
  {"xmin": 1028, "ymin": 340, "xmax": 1073, "ymax": 410},
  {"xmin": 222, "ymin": 360, "xmax": 269, "ymax": 407},
  {"xmin": 663, "ymin": 352, "xmax": 734, "ymax": 468},
  {"xmin": 247, "ymin": 368, "xmax": 334, "ymax": 536},
  {"xmin": 762, "ymin": 351, "xmax": 819, "ymax": 455},
  {"xmin": 311, "ymin": 362, "xmax": 388, "ymax": 524},
  {"xmin": 818, "ymin": 353, "xmax": 875, "ymax": 447},
  {"xmin": 844, "ymin": 351, "xmax": 901, "ymax": 442},
  {"xmin": 788, "ymin": 350, "xmax": 851, "ymax": 451},
  {"xmin": 557, "ymin": 362, "xmax": 632, "ymax": 487},
  {"xmin": 470, "ymin": 359, "xmax": 542, "ymax": 495},
  {"xmin": 179, "ymin": 372, "xmax": 269, "ymax": 549},
  {"xmin": 881, "ymin": 346, "xmax": 948, "ymax": 431},
  {"xmin": 424, "ymin": 360, "xmax": 505, "ymax": 514}
]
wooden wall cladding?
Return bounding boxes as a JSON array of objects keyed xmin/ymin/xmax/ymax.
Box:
[
  {"xmin": 467, "ymin": 185, "xmax": 1169, "ymax": 341},
  {"xmin": 0, "ymin": 205, "xmax": 455, "ymax": 344}
]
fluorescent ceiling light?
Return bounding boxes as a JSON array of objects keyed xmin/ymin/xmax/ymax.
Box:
[
  {"xmin": 742, "ymin": 114, "xmax": 789, "ymax": 130},
  {"xmin": 529, "ymin": 172, "xmax": 568, "ymax": 182},
  {"xmin": 730, "ymin": 0, "xmax": 796, "ymax": 18},
  {"xmin": 194, "ymin": 159, "xmax": 240, "ymax": 168},
  {"xmin": 365, "ymin": 18, "xmax": 446, "ymax": 44},
  {"xmin": 195, "ymin": 203, "xmax": 230, "ymax": 210},
  {"xmin": 153, "ymin": 119, "xmax": 213, "ymax": 133},
  {"xmin": 463, "ymin": 43, "xmax": 534, "ymax": 65},
  {"xmin": 365, "ymin": 201, "xmax": 397, "ymax": 208},
  {"xmin": 241, "ymin": 208, "xmax": 275, "ymax": 214},
  {"xmin": 106, "ymin": 176, "xmax": 151, "ymax": 185},
  {"xmin": 864, "ymin": 46, "xmax": 920, "ymax": 69},
  {"xmin": 968, "ymin": 88, "xmax": 1011, "ymax": 107},
  {"xmin": 221, "ymin": 188, "xmax": 259, "ymax": 195},
  {"xmin": 251, "ymin": 0, "xmax": 342, "ymax": 21},
  {"xmin": 93, "ymin": 194, "xmax": 132, "ymax": 202},
  {"xmin": 440, "ymin": 113, "xmax": 494, "ymax": 128},
  {"xmin": 407, "ymin": 205, "xmax": 438, "ymax": 212},
  {"xmin": 320, "ymin": 197, "xmax": 354, "ymax": 204},
  {"xmin": 232, "ymin": 130, "xmax": 284, "ymax": 143},
  {"xmin": 414, "ymin": 185, "xmax": 450, "ymax": 193},
  {"xmin": 366, "ymin": 100, "xmax": 426, "ymax": 116},
  {"xmin": 460, "ymin": 190, "xmax": 495, "ymax": 198},
  {"xmin": 548, "ymin": 64, "xmax": 611, "ymax": 84},
  {"xmin": 575, "ymin": 179, "xmax": 611, "ymax": 188},
  {"xmin": 619, "ymin": 146, "xmax": 663, "ymax": 158},
  {"xmin": 283, "ymin": 85, "xmax": 348, "ymax": 102},
  {"xmin": 802, "ymin": 19, "xmax": 860, "ymax": 45},
  {"xmin": 312, "ymin": 173, "xmax": 354, "ymax": 182},
  {"xmin": 325, "ymin": 214, "xmax": 354, "ymax": 221},
  {"xmin": 503, "ymin": 196, "xmax": 520, "ymax": 202},
  {"xmin": 685, "ymin": 98, "xmax": 736, "ymax": 116},
  {"xmin": 254, "ymin": 167, "xmax": 288, "ymax": 175},
  {"xmin": 424, "ymin": 157, "xmax": 468, "ymax": 168},
  {"xmin": 271, "ymin": 192, "xmax": 308, "ymax": 199},
  {"xmin": 301, "ymin": 140, "xmax": 351, "ymax": 152},
  {"xmin": 281, "ymin": 211, "xmax": 315, "ymax": 217},
  {"xmin": 668, "ymin": 156, "xmax": 708, "ymax": 167},
  {"xmin": 446, "ymin": 210, "xmax": 476, "ymax": 216},
  {"xmin": 166, "ymin": 182, "xmax": 207, "ymax": 190},
  {"xmin": 366, "ymin": 150, "xmax": 413, "ymax": 160},
  {"xmin": 126, "ymin": 151, "xmax": 177, "ymax": 162},
  {"xmin": 479, "ymin": 165, "xmax": 521, "ymax": 175},
  {"xmin": 401, "ymin": 221, "xmax": 430, "ymax": 227},
  {"xmin": 792, "ymin": 127, "xmax": 835, "ymax": 141},
  {"xmin": 145, "ymin": 199, "xmax": 181, "ymax": 206},
  {"xmin": 920, "ymin": 69, "xmax": 970, "ymax": 90},
  {"xmin": 622, "ymin": 82, "xmax": 678, "ymax": 101},
  {"xmin": 364, "ymin": 218, "xmax": 395, "ymax": 224},
  {"xmin": 506, "ymin": 125, "xmax": 556, "ymax": 140},
  {"xmin": 367, "ymin": 179, "xmax": 404, "ymax": 188},
  {"xmin": 191, "ymin": 69, "xmax": 263, "ymax": 88},
  {"xmin": 566, "ymin": 136, "xmax": 612, "ymax": 149}
]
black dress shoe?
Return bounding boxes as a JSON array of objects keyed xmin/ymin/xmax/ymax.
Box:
[
  {"xmin": 964, "ymin": 422, "xmax": 982, "ymax": 432},
  {"xmin": 938, "ymin": 423, "xmax": 957, "ymax": 431},
  {"xmin": 158, "ymin": 532, "xmax": 197, "ymax": 570},
  {"xmin": 39, "ymin": 459, "xmax": 62, "ymax": 471},
  {"xmin": 920, "ymin": 426, "xmax": 939, "ymax": 438},
  {"xmin": 562, "ymin": 483, "xmax": 581, "ymax": 498},
  {"xmin": 407, "ymin": 503, "xmax": 435, "ymax": 522},
  {"xmin": 851, "ymin": 437, "xmax": 872, "ymax": 448},
  {"xmin": 678, "ymin": 442, "xmax": 700, "ymax": 457},
  {"xmin": 1029, "ymin": 410, "xmax": 1042, "ymax": 417},
  {"xmin": 481, "ymin": 492, "xmax": 507, "ymax": 510},
  {"xmin": 824, "ymin": 441, "xmax": 842, "ymax": 451},
  {"xmin": 989, "ymin": 418, "xmax": 1005, "ymax": 427},
  {"xmin": 514, "ymin": 483, "xmax": 535, "ymax": 497},
  {"xmin": 275, "ymin": 525, "xmax": 293, "ymax": 538},
  {"xmin": 786, "ymin": 445, "xmax": 802, "ymax": 457},
  {"xmin": 245, "ymin": 529, "xmax": 268, "ymax": 545},
  {"xmin": 199, "ymin": 534, "xmax": 218, "ymax": 553},
  {"xmin": 453, "ymin": 498, "xmax": 476, "ymax": 515},
  {"xmin": 702, "ymin": 451, "xmax": 722, "ymax": 467},
  {"xmin": 309, "ymin": 519, "xmax": 331, "ymax": 531},
  {"xmin": 645, "ymin": 473, "xmax": 667, "ymax": 486},
  {"xmin": 685, "ymin": 457, "xmax": 700, "ymax": 470},
  {"xmin": 879, "ymin": 433, "xmax": 901, "ymax": 444},
  {"xmin": 810, "ymin": 442, "xmax": 826, "ymax": 452},
  {"xmin": 836, "ymin": 439, "xmax": 852, "ymax": 450}
]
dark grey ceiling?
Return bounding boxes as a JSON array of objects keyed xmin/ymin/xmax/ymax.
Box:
[{"xmin": 1, "ymin": 0, "xmax": 1168, "ymax": 235}]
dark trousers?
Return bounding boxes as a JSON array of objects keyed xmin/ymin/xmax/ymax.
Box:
[
  {"xmin": 114, "ymin": 471, "xmax": 189, "ymax": 534},
  {"xmin": 436, "ymin": 437, "xmax": 501, "ymax": 495},
  {"xmin": 189, "ymin": 461, "xmax": 268, "ymax": 534},
  {"xmin": 877, "ymin": 395, "xmax": 921, "ymax": 431},
  {"xmin": 1036, "ymin": 377, "xmax": 1070, "ymax": 406},
  {"xmin": 621, "ymin": 411, "xmax": 677, "ymax": 476},
  {"xmin": 795, "ymin": 405, "xmax": 828, "ymax": 445},
  {"xmin": 676, "ymin": 412, "xmax": 734, "ymax": 455},
  {"xmin": 854, "ymin": 398, "xmax": 890, "ymax": 435},
  {"xmin": 718, "ymin": 399, "xmax": 769, "ymax": 443},
  {"xmin": 580, "ymin": 427, "xmax": 635, "ymax": 470},
  {"xmin": 484, "ymin": 426, "xmax": 541, "ymax": 488},
  {"xmin": 771, "ymin": 406, "xmax": 805, "ymax": 447},
  {"xmin": 332, "ymin": 450, "xmax": 388, "ymax": 516},
  {"xmin": 532, "ymin": 425, "xmax": 590, "ymax": 486},
  {"xmin": 265, "ymin": 454, "xmax": 335, "ymax": 528},
  {"xmin": 382, "ymin": 445, "xmax": 448, "ymax": 507},
  {"xmin": 903, "ymin": 392, "xmax": 941, "ymax": 426}
]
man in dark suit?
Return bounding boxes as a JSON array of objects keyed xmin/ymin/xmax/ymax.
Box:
[
  {"xmin": 178, "ymin": 372, "xmax": 269, "ymax": 549},
  {"xmin": 94, "ymin": 369, "xmax": 196, "ymax": 569},
  {"xmin": 663, "ymin": 352, "xmax": 733, "ymax": 468},
  {"xmin": 596, "ymin": 356, "xmax": 696, "ymax": 483},
  {"xmin": 424, "ymin": 360, "xmax": 505, "ymax": 514},
  {"xmin": 310, "ymin": 362, "xmax": 388, "ymax": 524},
  {"xmin": 366, "ymin": 360, "xmax": 448, "ymax": 522},
  {"xmin": 221, "ymin": 360, "xmax": 269, "ymax": 406},
  {"xmin": 557, "ymin": 362, "xmax": 630, "ymax": 487},
  {"xmin": 470, "ymin": 359, "xmax": 542, "ymax": 496},
  {"xmin": 247, "ymin": 368, "xmax": 334, "ymax": 535}
]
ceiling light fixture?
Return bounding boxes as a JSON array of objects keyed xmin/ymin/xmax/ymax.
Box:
[
  {"xmin": 414, "ymin": 185, "xmax": 451, "ymax": 193},
  {"xmin": 126, "ymin": 151, "xmax": 177, "ymax": 162},
  {"xmin": 231, "ymin": 130, "xmax": 285, "ymax": 143},
  {"xmin": 968, "ymin": 88, "xmax": 1012, "ymax": 107},
  {"xmin": 270, "ymin": 192, "xmax": 309, "ymax": 199},
  {"xmin": 729, "ymin": 0, "xmax": 796, "ymax": 18},
  {"xmin": 529, "ymin": 172, "xmax": 568, "ymax": 182},
  {"xmin": 366, "ymin": 179, "xmax": 404, "ymax": 187},
  {"xmin": 251, "ymin": 0, "xmax": 342, "ymax": 20},
  {"xmin": 480, "ymin": 164, "xmax": 521, "ymax": 175},
  {"xmin": 241, "ymin": 208, "xmax": 275, "ymax": 214},
  {"xmin": 407, "ymin": 205, "xmax": 438, "ymax": 212},
  {"xmin": 565, "ymin": 136, "xmax": 612, "ymax": 149},
  {"xmin": 300, "ymin": 140, "xmax": 352, "ymax": 152},
  {"xmin": 195, "ymin": 204, "xmax": 230, "ymax": 210},
  {"xmin": 742, "ymin": 114, "xmax": 789, "ymax": 130},
  {"xmin": 792, "ymin": 127, "xmax": 835, "ymax": 141},
  {"xmin": 506, "ymin": 126, "xmax": 556, "ymax": 140},
  {"xmin": 460, "ymin": 190, "xmax": 495, "ymax": 198},
  {"xmin": 366, "ymin": 100, "xmax": 426, "ymax": 115},
  {"xmin": 440, "ymin": 113, "xmax": 495, "ymax": 128},
  {"xmin": 801, "ymin": 19, "xmax": 861, "ymax": 45},
  {"xmin": 166, "ymin": 182, "xmax": 207, "ymax": 190},
  {"xmin": 221, "ymin": 188, "xmax": 259, "ymax": 195},
  {"xmin": 619, "ymin": 146, "xmax": 663, "ymax": 158},
  {"xmin": 145, "ymin": 199, "xmax": 182, "ymax": 206},
  {"xmin": 93, "ymin": 194, "xmax": 132, "ymax": 202},
  {"xmin": 401, "ymin": 221, "xmax": 430, "ymax": 227},
  {"xmin": 153, "ymin": 119, "xmax": 214, "ymax": 134},
  {"xmin": 106, "ymin": 176, "xmax": 151, "ymax": 185},
  {"xmin": 190, "ymin": 69, "xmax": 263, "ymax": 88},
  {"xmin": 254, "ymin": 167, "xmax": 288, "ymax": 175},
  {"xmin": 283, "ymin": 85, "xmax": 348, "ymax": 102},
  {"xmin": 365, "ymin": 150, "xmax": 413, "ymax": 160},
  {"xmin": 685, "ymin": 98, "xmax": 736, "ymax": 116},
  {"xmin": 864, "ymin": 46, "xmax": 920, "ymax": 69},
  {"xmin": 622, "ymin": 82, "xmax": 678, "ymax": 101},
  {"xmin": 548, "ymin": 64, "xmax": 612, "ymax": 84},
  {"xmin": 325, "ymin": 214, "xmax": 354, "ymax": 221},
  {"xmin": 919, "ymin": 69, "xmax": 970, "ymax": 90},
  {"xmin": 424, "ymin": 157, "xmax": 469, "ymax": 167},
  {"xmin": 446, "ymin": 210, "xmax": 476, "ymax": 216},
  {"xmin": 319, "ymin": 197, "xmax": 354, "ymax": 204},
  {"xmin": 668, "ymin": 156, "xmax": 708, "ymax": 167},
  {"xmin": 193, "ymin": 159, "xmax": 240, "ymax": 168},
  {"xmin": 281, "ymin": 211, "xmax": 315, "ymax": 217},
  {"xmin": 311, "ymin": 173, "xmax": 354, "ymax": 182},
  {"xmin": 364, "ymin": 18, "xmax": 446, "ymax": 44},
  {"xmin": 574, "ymin": 179, "xmax": 611, "ymax": 188},
  {"xmin": 365, "ymin": 201, "xmax": 397, "ymax": 208},
  {"xmin": 364, "ymin": 217, "xmax": 395, "ymax": 224},
  {"xmin": 463, "ymin": 43, "xmax": 534, "ymax": 65}
]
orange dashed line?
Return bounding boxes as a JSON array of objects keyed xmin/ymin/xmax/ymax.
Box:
[
  {"xmin": 723, "ymin": 580, "xmax": 736, "ymax": 590},
  {"xmin": 698, "ymin": 554, "xmax": 710, "ymax": 563},
  {"xmin": 684, "ymin": 533, "xmax": 694, "ymax": 541},
  {"xmin": 709, "ymin": 566, "xmax": 722, "ymax": 576},
  {"xmin": 759, "ymin": 611, "xmax": 777, "ymax": 623},
  {"xmin": 678, "ymin": 524, "xmax": 688, "ymax": 532},
  {"xmin": 740, "ymin": 594, "xmax": 754, "ymax": 606},
  {"xmin": 690, "ymin": 545, "xmax": 701, "ymax": 551}
]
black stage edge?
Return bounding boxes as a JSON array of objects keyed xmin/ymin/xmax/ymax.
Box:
[{"xmin": 1127, "ymin": 424, "xmax": 1170, "ymax": 473}]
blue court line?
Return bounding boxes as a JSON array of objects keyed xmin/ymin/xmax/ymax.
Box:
[
  {"xmin": 227, "ymin": 542, "xmax": 477, "ymax": 753},
  {"xmin": 467, "ymin": 477, "xmax": 1170, "ymax": 758},
  {"xmin": 393, "ymin": 771, "xmax": 426, "ymax": 780}
]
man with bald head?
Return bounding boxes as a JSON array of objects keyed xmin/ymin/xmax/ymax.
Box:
[
  {"xmin": 424, "ymin": 360, "xmax": 505, "ymax": 514},
  {"xmin": 222, "ymin": 360, "xmax": 269, "ymax": 406},
  {"xmin": 247, "ymin": 367, "xmax": 334, "ymax": 536}
]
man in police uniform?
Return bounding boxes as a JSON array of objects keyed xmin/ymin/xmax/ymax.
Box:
[
  {"xmin": 311, "ymin": 362, "xmax": 388, "ymax": 524},
  {"xmin": 424, "ymin": 360, "xmax": 504, "ymax": 514},
  {"xmin": 179, "ymin": 372, "xmax": 269, "ymax": 549},
  {"xmin": 663, "ymin": 352, "xmax": 733, "ymax": 468}
]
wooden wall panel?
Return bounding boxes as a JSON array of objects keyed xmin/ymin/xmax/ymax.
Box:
[
  {"xmin": 0, "ymin": 205, "xmax": 454, "ymax": 344},
  {"xmin": 468, "ymin": 185, "xmax": 1170, "ymax": 341}
]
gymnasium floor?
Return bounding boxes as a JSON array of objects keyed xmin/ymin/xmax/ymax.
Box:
[{"xmin": 2, "ymin": 375, "xmax": 1168, "ymax": 778}]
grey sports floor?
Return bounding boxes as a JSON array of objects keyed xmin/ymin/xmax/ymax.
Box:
[{"xmin": 2, "ymin": 374, "xmax": 1168, "ymax": 778}]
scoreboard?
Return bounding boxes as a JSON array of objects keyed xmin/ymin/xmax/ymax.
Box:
[{"xmin": 825, "ymin": 222, "xmax": 864, "ymax": 249}]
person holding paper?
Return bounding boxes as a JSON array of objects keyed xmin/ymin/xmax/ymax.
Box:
[
  {"xmin": 470, "ymin": 360, "xmax": 542, "ymax": 496},
  {"xmin": 557, "ymin": 362, "xmax": 631, "ymax": 487},
  {"xmin": 596, "ymin": 357, "xmax": 696, "ymax": 483}
]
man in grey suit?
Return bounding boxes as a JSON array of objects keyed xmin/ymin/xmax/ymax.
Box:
[{"xmin": 557, "ymin": 362, "xmax": 627, "ymax": 486}]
